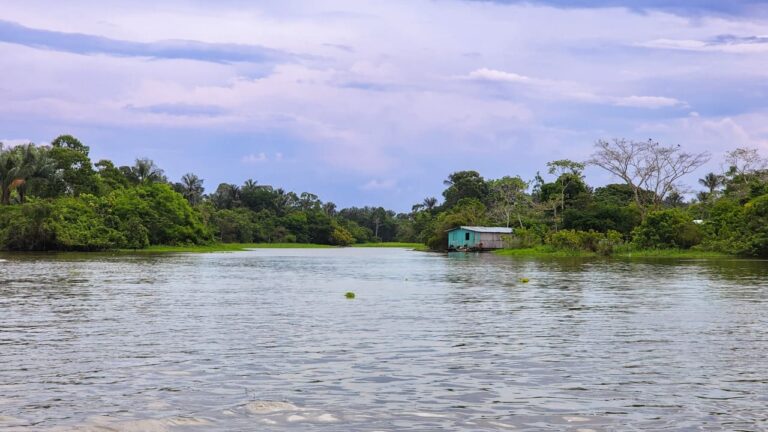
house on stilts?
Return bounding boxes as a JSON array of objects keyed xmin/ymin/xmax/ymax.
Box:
[{"xmin": 446, "ymin": 226, "xmax": 513, "ymax": 251}]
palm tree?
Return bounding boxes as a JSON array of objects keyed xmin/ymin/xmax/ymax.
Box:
[
  {"xmin": 423, "ymin": 197, "xmax": 438, "ymax": 211},
  {"xmin": 698, "ymin": 172, "xmax": 723, "ymax": 195},
  {"xmin": 180, "ymin": 173, "xmax": 204, "ymax": 206},
  {"xmin": 323, "ymin": 202, "xmax": 337, "ymax": 217},
  {"xmin": 0, "ymin": 144, "xmax": 55, "ymax": 205},
  {"xmin": 0, "ymin": 144, "xmax": 23, "ymax": 205},
  {"xmin": 15, "ymin": 144, "xmax": 56, "ymax": 203},
  {"xmin": 132, "ymin": 158, "xmax": 165, "ymax": 184},
  {"xmin": 243, "ymin": 179, "xmax": 258, "ymax": 190},
  {"xmin": 664, "ymin": 190, "xmax": 685, "ymax": 207}
]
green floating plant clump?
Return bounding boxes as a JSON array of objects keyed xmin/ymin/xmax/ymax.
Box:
[
  {"xmin": 519, "ymin": 278, "xmax": 530, "ymax": 283},
  {"xmin": 345, "ymin": 292, "xmax": 356, "ymax": 299}
]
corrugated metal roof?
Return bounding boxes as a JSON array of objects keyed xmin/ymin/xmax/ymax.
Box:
[{"xmin": 448, "ymin": 226, "xmax": 514, "ymax": 233}]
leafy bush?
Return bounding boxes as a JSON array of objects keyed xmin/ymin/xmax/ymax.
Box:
[
  {"xmin": 0, "ymin": 201, "xmax": 55, "ymax": 250},
  {"xmin": 502, "ymin": 227, "xmax": 541, "ymax": 248},
  {"xmin": 329, "ymin": 226, "xmax": 354, "ymax": 246},
  {"xmin": 109, "ymin": 183, "xmax": 211, "ymax": 245},
  {"xmin": 548, "ymin": 229, "xmax": 581, "ymax": 250},
  {"xmin": 632, "ymin": 209, "xmax": 703, "ymax": 249},
  {"xmin": 45, "ymin": 196, "xmax": 124, "ymax": 250},
  {"xmin": 742, "ymin": 194, "xmax": 768, "ymax": 257}
]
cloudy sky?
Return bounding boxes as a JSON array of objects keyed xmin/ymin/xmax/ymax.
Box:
[{"xmin": 1, "ymin": 0, "xmax": 767, "ymax": 210}]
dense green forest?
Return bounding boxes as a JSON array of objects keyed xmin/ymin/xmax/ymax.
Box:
[{"xmin": 2, "ymin": 135, "xmax": 768, "ymax": 256}]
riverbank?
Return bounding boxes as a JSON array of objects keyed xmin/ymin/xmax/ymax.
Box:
[
  {"xmin": 493, "ymin": 246, "xmax": 731, "ymax": 259},
  {"xmin": 122, "ymin": 242, "xmax": 427, "ymax": 253}
]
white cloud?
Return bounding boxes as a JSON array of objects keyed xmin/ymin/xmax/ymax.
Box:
[
  {"xmin": 640, "ymin": 38, "xmax": 768, "ymax": 54},
  {"xmin": 0, "ymin": 0, "xmax": 765, "ymax": 195},
  {"xmin": 241, "ymin": 153, "xmax": 268, "ymax": 164},
  {"xmin": 359, "ymin": 179, "xmax": 397, "ymax": 191},
  {"xmin": 467, "ymin": 68, "xmax": 534, "ymax": 84},
  {"xmin": 613, "ymin": 95, "xmax": 685, "ymax": 109}
]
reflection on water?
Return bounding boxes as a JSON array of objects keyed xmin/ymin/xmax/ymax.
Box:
[{"xmin": 1, "ymin": 249, "xmax": 767, "ymax": 431}]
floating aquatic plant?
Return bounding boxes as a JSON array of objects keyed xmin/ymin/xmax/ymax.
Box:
[
  {"xmin": 519, "ymin": 278, "xmax": 530, "ymax": 283},
  {"xmin": 345, "ymin": 292, "xmax": 356, "ymax": 299}
]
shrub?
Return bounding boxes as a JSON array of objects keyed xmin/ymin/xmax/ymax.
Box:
[
  {"xmin": 329, "ymin": 226, "xmax": 354, "ymax": 246},
  {"xmin": 548, "ymin": 229, "xmax": 581, "ymax": 250},
  {"xmin": 503, "ymin": 227, "xmax": 541, "ymax": 249},
  {"xmin": 632, "ymin": 209, "xmax": 703, "ymax": 249},
  {"xmin": 742, "ymin": 194, "xmax": 768, "ymax": 257}
]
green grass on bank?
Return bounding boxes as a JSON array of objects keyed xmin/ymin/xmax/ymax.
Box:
[
  {"xmin": 122, "ymin": 242, "xmax": 428, "ymax": 253},
  {"xmin": 352, "ymin": 242, "xmax": 428, "ymax": 250},
  {"xmin": 494, "ymin": 246, "xmax": 731, "ymax": 259}
]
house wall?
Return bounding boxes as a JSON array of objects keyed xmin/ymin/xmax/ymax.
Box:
[
  {"xmin": 447, "ymin": 229, "xmax": 506, "ymax": 249},
  {"xmin": 448, "ymin": 228, "xmax": 476, "ymax": 248},
  {"xmin": 477, "ymin": 232, "xmax": 505, "ymax": 249}
]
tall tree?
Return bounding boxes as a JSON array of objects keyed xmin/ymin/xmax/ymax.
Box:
[
  {"xmin": 132, "ymin": 158, "xmax": 166, "ymax": 184},
  {"xmin": 698, "ymin": 172, "xmax": 723, "ymax": 195},
  {"xmin": 423, "ymin": 197, "xmax": 438, "ymax": 211},
  {"xmin": 323, "ymin": 202, "xmax": 337, "ymax": 217},
  {"xmin": 0, "ymin": 144, "xmax": 25, "ymax": 205},
  {"xmin": 546, "ymin": 159, "xmax": 586, "ymax": 219},
  {"xmin": 210, "ymin": 183, "xmax": 241, "ymax": 209},
  {"xmin": 442, "ymin": 170, "xmax": 489, "ymax": 208},
  {"xmin": 14, "ymin": 144, "xmax": 56, "ymax": 203},
  {"xmin": 725, "ymin": 147, "xmax": 766, "ymax": 183},
  {"xmin": 487, "ymin": 176, "xmax": 530, "ymax": 228},
  {"xmin": 47, "ymin": 135, "xmax": 99, "ymax": 196},
  {"xmin": 180, "ymin": 173, "xmax": 205, "ymax": 206},
  {"xmin": 589, "ymin": 138, "xmax": 710, "ymax": 220}
]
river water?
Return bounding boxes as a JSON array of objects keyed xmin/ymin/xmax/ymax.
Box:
[{"xmin": 0, "ymin": 248, "xmax": 767, "ymax": 431}]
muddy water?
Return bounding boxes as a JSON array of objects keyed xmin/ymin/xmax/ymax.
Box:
[{"xmin": 1, "ymin": 249, "xmax": 767, "ymax": 431}]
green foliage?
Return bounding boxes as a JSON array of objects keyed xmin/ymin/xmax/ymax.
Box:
[
  {"xmin": 741, "ymin": 195, "xmax": 768, "ymax": 257},
  {"xmin": 698, "ymin": 198, "xmax": 747, "ymax": 254},
  {"xmin": 442, "ymin": 171, "xmax": 489, "ymax": 208},
  {"xmin": 544, "ymin": 229, "xmax": 624, "ymax": 255},
  {"xmin": 45, "ymin": 135, "xmax": 101, "ymax": 197},
  {"xmin": 426, "ymin": 198, "xmax": 487, "ymax": 250},
  {"xmin": 330, "ymin": 226, "xmax": 354, "ymax": 246},
  {"xmin": 563, "ymin": 204, "xmax": 640, "ymax": 235},
  {"xmin": 2, "ymin": 135, "xmax": 767, "ymax": 256},
  {"xmin": 503, "ymin": 227, "xmax": 541, "ymax": 249},
  {"xmin": 109, "ymin": 183, "xmax": 211, "ymax": 245},
  {"xmin": 212, "ymin": 208, "xmax": 256, "ymax": 243},
  {"xmin": 632, "ymin": 209, "xmax": 703, "ymax": 249},
  {"xmin": 45, "ymin": 196, "xmax": 124, "ymax": 251},
  {"xmin": 548, "ymin": 229, "xmax": 582, "ymax": 251},
  {"xmin": 338, "ymin": 206, "xmax": 398, "ymax": 242},
  {"xmin": 0, "ymin": 201, "xmax": 54, "ymax": 250}
]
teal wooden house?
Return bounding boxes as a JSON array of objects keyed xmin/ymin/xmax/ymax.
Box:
[{"xmin": 447, "ymin": 226, "xmax": 513, "ymax": 251}]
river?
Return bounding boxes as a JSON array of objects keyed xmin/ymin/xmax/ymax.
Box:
[{"xmin": 1, "ymin": 248, "xmax": 767, "ymax": 431}]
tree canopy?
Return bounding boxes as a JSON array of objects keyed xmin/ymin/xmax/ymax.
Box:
[{"xmin": 1, "ymin": 136, "xmax": 767, "ymax": 257}]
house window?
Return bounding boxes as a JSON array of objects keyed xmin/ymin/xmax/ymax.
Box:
[{"xmin": 465, "ymin": 232, "xmax": 470, "ymax": 241}]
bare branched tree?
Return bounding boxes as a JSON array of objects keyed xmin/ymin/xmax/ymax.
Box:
[
  {"xmin": 725, "ymin": 147, "xmax": 767, "ymax": 184},
  {"xmin": 589, "ymin": 138, "xmax": 710, "ymax": 219}
]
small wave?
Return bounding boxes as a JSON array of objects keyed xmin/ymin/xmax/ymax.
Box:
[
  {"xmin": 245, "ymin": 400, "xmax": 300, "ymax": 414},
  {"xmin": 48, "ymin": 415, "xmax": 211, "ymax": 432}
]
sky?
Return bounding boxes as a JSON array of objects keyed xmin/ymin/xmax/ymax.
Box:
[{"xmin": 0, "ymin": 0, "xmax": 767, "ymax": 211}]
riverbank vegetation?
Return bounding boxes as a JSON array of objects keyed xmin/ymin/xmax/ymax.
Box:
[{"xmin": 2, "ymin": 136, "xmax": 768, "ymax": 257}]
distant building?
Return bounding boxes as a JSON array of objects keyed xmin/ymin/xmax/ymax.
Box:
[{"xmin": 447, "ymin": 226, "xmax": 513, "ymax": 251}]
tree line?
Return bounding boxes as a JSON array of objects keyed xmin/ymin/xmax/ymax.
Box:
[{"xmin": 1, "ymin": 135, "xmax": 768, "ymax": 256}]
